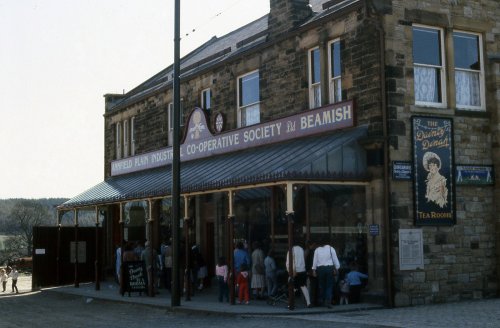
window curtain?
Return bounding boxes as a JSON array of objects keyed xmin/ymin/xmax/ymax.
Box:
[
  {"xmin": 455, "ymin": 70, "xmax": 480, "ymax": 107},
  {"xmin": 414, "ymin": 66, "xmax": 437, "ymax": 103},
  {"xmin": 312, "ymin": 84, "xmax": 321, "ymax": 108}
]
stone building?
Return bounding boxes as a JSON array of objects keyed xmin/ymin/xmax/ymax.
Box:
[{"xmin": 58, "ymin": 0, "xmax": 500, "ymax": 307}]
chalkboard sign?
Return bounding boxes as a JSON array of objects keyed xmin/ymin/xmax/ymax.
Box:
[{"xmin": 122, "ymin": 261, "xmax": 148, "ymax": 296}]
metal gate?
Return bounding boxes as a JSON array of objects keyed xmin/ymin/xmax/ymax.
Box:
[{"xmin": 32, "ymin": 226, "xmax": 101, "ymax": 288}]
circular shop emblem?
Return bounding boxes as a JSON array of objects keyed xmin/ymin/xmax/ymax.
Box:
[{"xmin": 214, "ymin": 113, "xmax": 224, "ymax": 133}]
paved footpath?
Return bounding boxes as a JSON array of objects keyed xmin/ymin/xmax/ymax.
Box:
[
  {"xmin": 272, "ymin": 298, "xmax": 500, "ymax": 328},
  {"xmin": 4, "ymin": 275, "xmax": 500, "ymax": 328}
]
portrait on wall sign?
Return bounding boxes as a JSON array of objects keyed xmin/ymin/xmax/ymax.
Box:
[
  {"xmin": 423, "ymin": 151, "xmax": 448, "ymax": 208},
  {"xmin": 412, "ymin": 116, "xmax": 455, "ymax": 226}
]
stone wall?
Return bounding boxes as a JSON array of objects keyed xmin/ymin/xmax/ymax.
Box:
[
  {"xmin": 382, "ymin": 0, "xmax": 500, "ymax": 306},
  {"xmin": 104, "ymin": 4, "xmax": 384, "ymax": 179}
]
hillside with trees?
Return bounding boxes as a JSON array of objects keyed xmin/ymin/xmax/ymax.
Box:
[{"xmin": 0, "ymin": 198, "xmax": 68, "ymax": 265}]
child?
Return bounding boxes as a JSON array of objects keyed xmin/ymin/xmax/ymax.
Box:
[
  {"xmin": 339, "ymin": 275, "xmax": 350, "ymax": 305},
  {"xmin": 347, "ymin": 262, "xmax": 368, "ymax": 304},
  {"xmin": 215, "ymin": 256, "xmax": 229, "ymax": 302},
  {"xmin": 0, "ymin": 268, "xmax": 7, "ymax": 292},
  {"xmin": 236, "ymin": 263, "xmax": 250, "ymax": 304}
]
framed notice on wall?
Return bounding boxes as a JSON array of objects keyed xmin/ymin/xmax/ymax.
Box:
[
  {"xmin": 399, "ymin": 229, "xmax": 424, "ymax": 271},
  {"xmin": 412, "ymin": 116, "xmax": 455, "ymax": 225},
  {"xmin": 456, "ymin": 165, "xmax": 494, "ymax": 185}
]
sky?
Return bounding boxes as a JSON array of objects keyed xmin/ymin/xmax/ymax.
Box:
[{"xmin": 0, "ymin": 0, "xmax": 270, "ymax": 199}]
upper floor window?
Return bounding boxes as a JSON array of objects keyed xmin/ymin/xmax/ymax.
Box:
[
  {"xmin": 328, "ymin": 40, "xmax": 342, "ymax": 103},
  {"xmin": 115, "ymin": 122, "xmax": 122, "ymax": 160},
  {"xmin": 309, "ymin": 47, "xmax": 321, "ymax": 109},
  {"xmin": 237, "ymin": 70, "xmax": 260, "ymax": 127},
  {"xmin": 130, "ymin": 117, "xmax": 136, "ymax": 156},
  {"xmin": 413, "ymin": 26, "xmax": 446, "ymax": 107},
  {"xmin": 454, "ymin": 31, "xmax": 484, "ymax": 110},
  {"xmin": 168, "ymin": 101, "xmax": 184, "ymax": 146},
  {"xmin": 123, "ymin": 119, "xmax": 129, "ymax": 158},
  {"xmin": 201, "ymin": 88, "xmax": 211, "ymax": 111}
]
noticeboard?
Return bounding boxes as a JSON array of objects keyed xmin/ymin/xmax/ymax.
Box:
[{"xmin": 122, "ymin": 261, "xmax": 148, "ymax": 296}]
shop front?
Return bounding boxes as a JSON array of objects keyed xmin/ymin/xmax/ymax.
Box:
[{"xmin": 56, "ymin": 101, "xmax": 387, "ymax": 306}]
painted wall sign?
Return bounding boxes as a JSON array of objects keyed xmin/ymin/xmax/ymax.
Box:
[
  {"xmin": 399, "ymin": 229, "xmax": 424, "ymax": 271},
  {"xmin": 456, "ymin": 165, "xmax": 494, "ymax": 185},
  {"xmin": 111, "ymin": 100, "xmax": 355, "ymax": 176},
  {"xmin": 392, "ymin": 161, "xmax": 412, "ymax": 180},
  {"xmin": 412, "ymin": 116, "xmax": 455, "ymax": 226}
]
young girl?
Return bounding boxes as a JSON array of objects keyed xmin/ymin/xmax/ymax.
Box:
[
  {"xmin": 0, "ymin": 268, "xmax": 7, "ymax": 292},
  {"xmin": 236, "ymin": 263, "xmax": 250, "ymax": 304},
  {"xmin": 215, "ymin": 256, "xmax": 229, "ymax": 302}
]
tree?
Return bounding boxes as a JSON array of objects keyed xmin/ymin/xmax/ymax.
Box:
[{"xmin": 8, "ymin": 200, "xmax": 51, "ymax": 256}]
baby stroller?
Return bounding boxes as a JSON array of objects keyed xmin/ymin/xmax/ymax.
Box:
[{"xmin": 267, "ymin": 270, "xmax": 289, "ymax": 306}]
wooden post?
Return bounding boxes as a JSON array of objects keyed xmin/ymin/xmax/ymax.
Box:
[
  {"xmin": 74, "ymin": 209, "xmax": 79, "ymax": 288},
  {"xmin": 184, "ymin": 196, "xmax": 191, "ymax": 301},
  {"xmin": 119, "ymin": 203, "xmax": 125, "ymax": 295},
  {"xmin": 227, "ymin": 190, "xmax": 235, "ymax": 305},
  {"xmin": 286, "ymin": 183, "xmax": 295, "ymax": 310},
  {"xmin": 56, "ymin": 211, "xmax": 61, "ymax": 286},
  {"xmin": 95, "ymin": 206, "xmax": 100, "ymax": 291},
  {"xmin": 148, "ymin": 200, "xmax": 155, "ymax": 297}
]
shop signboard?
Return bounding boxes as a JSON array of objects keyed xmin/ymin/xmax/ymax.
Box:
[
  {"xmin": 412, "ymin": 116, "xmax": 455, "ymax": 226},
  {"xmin": 111, "ymin": 100, "xmax": 355, "ymax": 176},
  {"xmin": 122, "ymin": 261, "xmax": 148, "ymax": 296}
]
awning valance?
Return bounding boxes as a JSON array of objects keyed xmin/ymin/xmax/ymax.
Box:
[{"xmin": 60, "ymin": 125, "xmax": 368, "ymax": 209}]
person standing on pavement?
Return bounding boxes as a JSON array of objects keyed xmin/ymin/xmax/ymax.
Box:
[
  {"xmin": 286, "ymin": 241, "xmax": 312, "ymax": 308},
  {"xmin": 312, "ymin": 239, "xmax": 340, "ymax": 308},
  {"xmin": 9, "ymin": 266, "xmax": 19, "ymax": 294},
  {"xmin": 250, "ymin": 241, "xmax": 265, "ymax": 299},
  {"xmin": 215, "ymin": 256, "xmax": 229, "ymax": 302},
  {"xmin": 264, "ymin": 249, "xmax": 278, "ymax": 297},
  {"xmin": 0, "ymin": 268, "xmax": 7, "ymax": 292}
]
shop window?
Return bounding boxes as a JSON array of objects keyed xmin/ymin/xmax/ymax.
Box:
[
  {"xmin": 453, "ymin": 31, "xmax": 485, "ymax": 110},
  {"xmin": 237, "ymin": 70, "xmax": 260, "ymax": 127},
  {"xmin": 328, "ymin": 40, "xmax": 342, "ymax": 103},
  {"xmin": 115, "ymin": 122, "xmax": 122, "ymax": 159},
  {"xmin": 309, "ymin": 47, "xmax": 321, "ymax": 109},
  {"xmin": 201, "ymin": 88, "xmax": 211, "ymax": 112},
  {"xmin": 412, "ymin": 25, "xmax": 446, "ymax": 107}
]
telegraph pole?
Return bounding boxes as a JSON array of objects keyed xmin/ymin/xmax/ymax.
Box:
[{"xmin": 171, "ymin": 0, "xmax": 181, "ymax": 307}]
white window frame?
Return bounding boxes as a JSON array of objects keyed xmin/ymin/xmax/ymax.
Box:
[
  {"xmin": 130, "ymin": 117, "xmax": 136, "ymax": 156},
  {"xmin": 237, "ymin": 70, "xmax": 260, "ymax": 128},
  {"xmin": 201, "ymin": 88, "xmax": 211, "ymax": 111},
  {"xmin": 413, "ymin": 25, "xmax": 447, "ymax": 108},
  {"xmin": 308, "ymin": 47, "xmax": 321, "ymax": 109},
  {"xmin": 453, "ymin": 30, "xmax": 485, "ymax": 111},
  {"xmin": 123, "ymin": 119, "xmax": 129, "ymax": 158},
  {"xmin": 328, "ymin": 39, "xmax": 342, "ymax": 104},
  {"xmin": 115, "ymin": 122, "xmax": 122, "ymax": 160}
]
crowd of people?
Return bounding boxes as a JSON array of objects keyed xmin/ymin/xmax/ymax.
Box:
[{"xmin": 114, "ymin": 237, "xmax": 368, "ymax": 308}]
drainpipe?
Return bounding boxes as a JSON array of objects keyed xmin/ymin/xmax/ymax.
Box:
[{"xmin": 366, "ymin": 0, "xmax": 394, "ymax": 307}]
